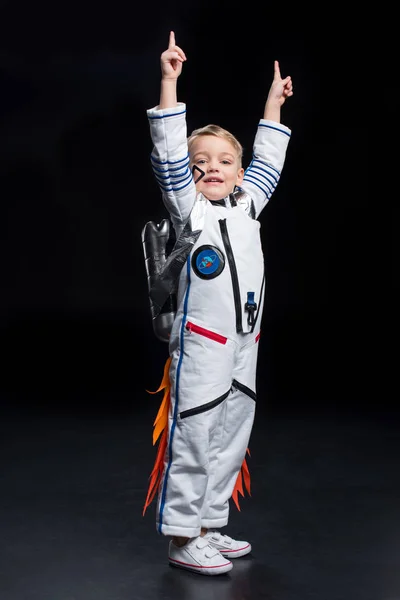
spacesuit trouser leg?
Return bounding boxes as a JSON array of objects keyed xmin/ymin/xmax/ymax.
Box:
[
  {"xmin": 156, "ymin": 322, "xmax": 237, "ymax": 537},
  {"xmin": 201, "ymin": 335, "xmax": 260, "ymax": 527}
]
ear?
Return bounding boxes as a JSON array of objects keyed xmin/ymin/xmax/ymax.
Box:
[{"xmin": 236, "ymin": 167, "xmax": 245, "ymax": 186}]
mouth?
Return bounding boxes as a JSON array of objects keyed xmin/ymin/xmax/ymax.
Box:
[{"xmin": 204, "ymin": 178, "xmax": 223, "ymax": 184}]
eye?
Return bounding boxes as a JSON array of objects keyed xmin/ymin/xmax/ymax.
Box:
[
  {"xmin": 221, "ymin": 160, "xmax": 232, "ymax": 165},
  {"xmin": 196, "ymin": 159, "xmax": 207, "ymax": 164}
]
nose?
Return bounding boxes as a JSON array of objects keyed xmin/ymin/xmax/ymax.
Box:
[{"xmin": 207, "ymin": 162, "xmax": 219, "ymax": 172}]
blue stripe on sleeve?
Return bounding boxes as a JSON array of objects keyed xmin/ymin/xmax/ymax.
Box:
[
  {"xmin": 243, "ymin": 173, "xmax": 273, "ymax": 196},
  {"xmin": 148, "ymin": 109, "xmax": 186, "ymax": 120},
  {"xmin": 258, "ymin": 123, "xmax": 291, "ymax": 137}
]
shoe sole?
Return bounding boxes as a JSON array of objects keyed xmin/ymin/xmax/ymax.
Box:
[{"xmin": 169, "ymin": 558, "xmax": 233, "ymax": 575}]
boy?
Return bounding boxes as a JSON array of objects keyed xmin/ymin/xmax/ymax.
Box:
[{"xmin": 144, "ymin": 31, "xmax": 293, "ymax": 576}]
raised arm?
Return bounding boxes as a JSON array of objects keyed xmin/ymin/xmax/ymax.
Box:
[
  {"xmin": 241, "ymin": 60, "xmax": 294, "ymax": 218},
  {"xmin": 147, "ymin": 32, "xmax": 195, "ymax": 233},
  {"xmin": 159, "ymin": 30, "xmax": 187, "ymax": 109}
]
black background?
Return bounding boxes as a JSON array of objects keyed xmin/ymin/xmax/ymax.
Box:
[{"xmin": 0, "ymin": 3, "xmax": 386, "ymax": 419}]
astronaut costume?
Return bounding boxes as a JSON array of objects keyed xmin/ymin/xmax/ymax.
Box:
[{"xmin": 145, "ymin": 102, "xmax": 291, "ymax": 538}]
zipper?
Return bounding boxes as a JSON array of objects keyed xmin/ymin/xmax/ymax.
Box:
[
  {"xmin": 218, "ymin": 219, "xmax": 243, "ymax": 333},
  {"xmin": 186, "ymin": 321, "xmax": 227, "ymax": 344},
  {"xmin": 180, "ymin": 389, "xmax": 231, "ymax": 419},
  {"xmin": 232, "ymin": 379, "xmax": 256, "ymax": 401}
]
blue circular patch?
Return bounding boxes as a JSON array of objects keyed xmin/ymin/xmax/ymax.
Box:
[{"xmin": 192, "ymin": 245, "xmax": 225, "ymax": 280}]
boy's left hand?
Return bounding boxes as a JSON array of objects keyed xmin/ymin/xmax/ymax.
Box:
[{"xmin": 267, "ymin": 61, "xmax": 294, "ymax": 106}]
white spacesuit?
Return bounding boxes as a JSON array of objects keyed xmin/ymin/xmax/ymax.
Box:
[{"xmin": 145, "ymin": 103, "xmax": 291, "ymax": 537}]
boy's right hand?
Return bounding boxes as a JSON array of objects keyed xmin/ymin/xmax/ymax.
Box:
[{"xmin": 160, "ymin": 31, "xmax": 187, "ymax": 81}]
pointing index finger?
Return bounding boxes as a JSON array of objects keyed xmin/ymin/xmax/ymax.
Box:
[
  {"xmin": 274, "ymin": 60, "xmax": 281, "ymax": 80},
  {"xmin": 169, "ymin": 31, "xmax": 176, "ymax": 48}
]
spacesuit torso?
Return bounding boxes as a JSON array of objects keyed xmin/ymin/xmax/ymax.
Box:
[{"xmin": 170, "ymin": 191, "xmax": 265, "ymax": 353}]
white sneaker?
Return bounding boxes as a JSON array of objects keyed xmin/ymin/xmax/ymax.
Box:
[
  {"xmin": 203, "ymin": 529, "xmax": 252, "ymax": 558},
  {"xmin": 168, "ymin": 535, "xmax": 233, "ymax": 575}
]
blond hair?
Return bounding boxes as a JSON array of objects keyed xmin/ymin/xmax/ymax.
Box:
[{"xmin": 188, "ymin": 124, "xmax": 243, "ymax": 165}]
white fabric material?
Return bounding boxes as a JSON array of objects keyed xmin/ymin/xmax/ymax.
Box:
[{"xmin": 147, "ymin": 105, "xmax": 291, "ymax": 537}]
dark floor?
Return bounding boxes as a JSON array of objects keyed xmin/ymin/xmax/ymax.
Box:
[{"xmin": 0, "ymin": 400, "xmax": 399, "ymax": 600}]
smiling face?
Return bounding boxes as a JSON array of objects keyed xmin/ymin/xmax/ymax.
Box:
[{"xmin": 189, "ymin": 134, "xmax": 244, "ymax": 202}]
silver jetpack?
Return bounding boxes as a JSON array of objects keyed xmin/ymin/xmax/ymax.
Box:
[
  {"xmin": 141, "ymin": 219, "xmax": 176, "ymax": 343},
  {"xmin": 141, "ymin": 166, "xmax": 206, "ymax": 342}
]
